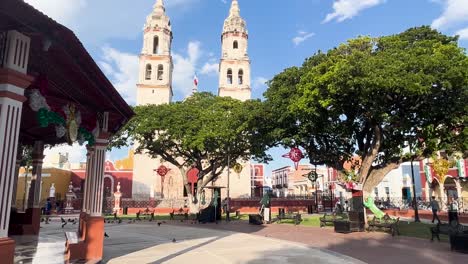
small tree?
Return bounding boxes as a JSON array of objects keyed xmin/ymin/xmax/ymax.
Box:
[
  {"xmin": 265, "ymin": 26, "xmax": 467, "ymax": 196},
  {"xmin": 111, "ymin": 92, "xmax": 272, "ymax": 203}
]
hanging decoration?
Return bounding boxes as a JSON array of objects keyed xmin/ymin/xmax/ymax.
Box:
[
  {"xmin": 29, "ymin": 89, "xmax": 50, "ymax": 112},
  {"xmin": 37, "ymin": 108, "xmax": 65, "ymax": 128},
  {"xmin": 27, "ymin": 84, "xmax": 96, "ymax": 146},
  {"xmin": 282, "ymin": 147, "xmax": 303, "ymax": 170},
  {"xmin": 55, "ymin": 125, "xmax": 66, "ymax": 138},
  {"xmin": 424, "ymin": 163, "xmax": 433, "ymax": 184},
  {"xmin": 64, "ymin": 104, "xmax": 81, "ymax": 144},
  {"xmin": 457, "ymin": 158, "xmax": 466, "ymax": 178},
  {"xmin": 156, "ymin": 165, "xmax": 171, "ymax": 177},
  {"xmin": 233, "ymin": 163, "xmax": 243, "ymax": 174},
  {"xmin": 78, "ymin": 127, "xmax": 95, "ymax": 146},
  {"xmin": 432, "ymin": 157, "xmax": 450, "ymax": 184}
]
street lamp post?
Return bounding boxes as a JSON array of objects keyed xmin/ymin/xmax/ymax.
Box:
[
  {"xmin": 410, "ymin": 143, "xmax": 421, "ymax": 222},
  {"xmin": 226, "ymin": 145, "xmax": 230, "ymax": 222}
]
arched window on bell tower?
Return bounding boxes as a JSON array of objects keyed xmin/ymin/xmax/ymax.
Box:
[
  {"xmin": 227, "ymin": 69, "xmax": 233, "ymax": 85},
  {"xmin": 157, "ymin": 64, "xmax": 164, "ymax": 80},
  {"xmin": 238, "ymin": 69, "xmax": 243, "ymax": 85},
  {"xmin": 233, "ymin": 41, "xmax": 238, "ymax": 49},
  {"xmin": 153, "ymin": 36, "xmax": 159, "ymax": 54},
  {"xmin": 145, "ymin": 64, "xmax": 152, "ymax": 80}
]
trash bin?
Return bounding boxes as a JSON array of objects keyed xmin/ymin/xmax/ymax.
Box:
[{"xmin": 123, "ymin": 207, "xmax": 128, "ymax": 215}]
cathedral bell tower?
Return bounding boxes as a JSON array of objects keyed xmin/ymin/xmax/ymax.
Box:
[
  {"xmin": 137, "ymin": 0, "xmax": 173, "ymax": 105},
  {"xmin": 133, "ymin": 0, "xmax": 176, "ymax": 198},
  {"xmin": 218, "ymin": 0, "xmax": 251, "ymax": 101}
]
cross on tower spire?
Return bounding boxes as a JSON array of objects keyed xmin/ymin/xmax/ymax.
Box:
[
  {"xmin": 153, "ymin": 0, "xmax": 166, "ymax": 14},
  {"xmin": 229, "ymin": 0, "xmax": 240, "ymax": 17}
]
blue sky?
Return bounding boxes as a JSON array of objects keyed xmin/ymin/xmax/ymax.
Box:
[{"xmin": 27, "ymin": 0, "xmax": 468, "ymax": 175}]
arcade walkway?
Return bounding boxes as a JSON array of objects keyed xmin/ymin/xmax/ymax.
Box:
[{"xmin": 13, "ymin": 220, "xmax": 363, "ymax": 264}]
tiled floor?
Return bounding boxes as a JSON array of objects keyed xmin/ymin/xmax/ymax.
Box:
[{"xmin": 12, "ymin": 218, "xmax": 85, "ymax": 264}]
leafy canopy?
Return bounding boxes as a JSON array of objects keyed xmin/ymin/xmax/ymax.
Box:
[
  {"xmin": 265, "ymin": 26, "xmax": 468, "ymax": 191},
  {"xmin": 111, "ymin": 92, "xmax": 272, "ymax": 193}
]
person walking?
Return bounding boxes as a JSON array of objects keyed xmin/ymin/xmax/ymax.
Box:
[
  {"xmin": 334, "ymin": 201, "xmax": 343, "ymax": 214},
  {"xmin": 343, "ymin": 201, "xmax": 350, "ymax": 212},
  {"xmin": 430, "ymin": 196, "xmax": 441, "ymax": 224},
  {"xmin": 448, "ymin": 197, "xmax": 459, "ymax": 225}
]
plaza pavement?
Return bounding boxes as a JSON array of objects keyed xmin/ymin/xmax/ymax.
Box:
[
  {"xmin": 175, "ymin": 220, "xmax": 466, "ymax": 264},
  {"xmin": 12, "ymin": 219, "xmax": 364, "ymax": 264}
]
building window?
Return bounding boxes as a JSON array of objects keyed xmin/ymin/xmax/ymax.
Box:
[
  {"xmin": 145, "ymin": 64, "xmax": 152, "ymax": 80},
  {"xmin": 227, "ymin": 69, "xmax": 233, "ymax": 84},
  {"xmin": 238, "ymin": 69, "xmax": 243, "ymax": 85},
  {"xmin": 233, "ymin": 40, "xmax": 238, "ymax": 49},
  {"xmin": 374, "ymin": 187, "xmax": 379, "ymax": 198},
  {"xmin": 153, "ymin": 36, "xmax": 159, "ymax": 54},
  {"xmin": 385, "ymin": 187, "xmax": 390, "ymax": 198},
  {"xmin": 157, "ymin": 64, "xmax": 164, "ymax": 80}
]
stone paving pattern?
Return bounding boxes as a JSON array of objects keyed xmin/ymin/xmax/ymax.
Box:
[{"xmin": 178, "ymin": 220, "xmax": 466, "ymax": 264}]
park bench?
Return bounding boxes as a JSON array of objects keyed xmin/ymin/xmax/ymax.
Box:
[
  {"xmin": 277, "ymin": 211, "xmax": 302, "ymax": 225},
  {"xmin": 319, "ymin": 213, "xmax": 348, "ymax": 228},
  {"xmin": 170, "ymin": 209, "xmax": 189, "ymax": 221},
  {"xmin": 368, "ymin": 214, "xmax": 400, "ymax": 237}
]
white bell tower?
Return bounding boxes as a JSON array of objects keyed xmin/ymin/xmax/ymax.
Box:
[
  {"xmin": 218, "ymin": 0, "xmax": 251, "ymax": 102},
  {"xmin": 137, "ymin": 0, "xmax": 173, "ymax": 105},
  {"xmin": 133, "ymin": 0, "xmax": 174, "ymax": 198}
]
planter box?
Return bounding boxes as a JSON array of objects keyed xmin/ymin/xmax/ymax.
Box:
[
  {"xmin": 249, "ymin": 214, "xmax": 263, "ymax": 225},
  {"xmin": 334, "ymin": 220, "xmax": 351, "ymax": 234},
  {"xmin": 450, "ymin": 233, "xmax": 468, "ymax": 254}
]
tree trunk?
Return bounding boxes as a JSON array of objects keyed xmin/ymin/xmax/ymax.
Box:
[
  {"xmin": 362, "ymin": 162, "xmax": 400, "ymax": 194},
  {"xmin": 359, "ymin": 124, "xmax": 382, "ymax": 184}
]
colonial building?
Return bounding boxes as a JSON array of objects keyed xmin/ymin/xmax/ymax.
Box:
[{"xmin": 132, "ymin": 0, "xmax": 253, "ymax": 203}]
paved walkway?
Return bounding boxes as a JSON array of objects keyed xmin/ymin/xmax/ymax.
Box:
[
  {"xmin": 12, "ymin": 220, "xmax": 363, "ymax": 264},
  {"xmin": 176, "ymin": 220, "xmax": 466, "ymax": 264}
]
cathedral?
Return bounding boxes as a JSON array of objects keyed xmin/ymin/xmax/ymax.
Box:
[{"xmin": 132, "ymin": 0, "xmax": 252, "ymax": 203}]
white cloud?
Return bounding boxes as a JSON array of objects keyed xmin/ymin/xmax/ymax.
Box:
[
  {"xmin": 253, "ymin": 77, "xmax": 269, "ymax": 89},
  {"xmin": 292, "ymin": 31, "xmax": 315, "ymax": 46},
  {"xmin": 25, "ymin": 0, "xmax": 198, "ymax": 45},
  {"xmin": 431, "ymin": 0, "xmax": 468, "ymax": 29},
  {"xmin": 200, "ymin": 62, "xmax": 219, "ymax": 75},
  {"xmin": 173, "ymin": 41, "xmax": 202, "ymax": 97},
  {"xmin": 323, "ymin": 0, "xmax": 385, "ymax": 23},
  {"xmin": 44, "ymin": 143, "xmax": 87, "ymax": 164},
  {"xmin": 25, "ymin": 0, "xmax": 87, "ymax": 25},
  {"xmin": 98, "ymin": 47, "xmax": 139, "ymax": 105},
  {"xmin": 456, "ymin": 27, "xmax": 468, "ymax": 40}
]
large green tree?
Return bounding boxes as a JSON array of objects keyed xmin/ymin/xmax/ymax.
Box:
[
  {"xmin": 111, "ymin": 92, "xmax": 272, "ymax": 201},
  {"xmin": 265, "ymin": 26, "xmax": 468, "ymax": 194}
]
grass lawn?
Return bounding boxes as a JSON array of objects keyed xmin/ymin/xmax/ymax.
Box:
[
  {"xmin": 398, "ymin": 221, "xmax": 448, "ymax": 241},
  {"xmin": 271, "ymin": 214, "xmax": 447, "ymax": 242}
]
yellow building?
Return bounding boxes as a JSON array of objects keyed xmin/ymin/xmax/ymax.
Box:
[{"xmin": 15, "ymin": 168, "xmax": 72, "ymax": 210}]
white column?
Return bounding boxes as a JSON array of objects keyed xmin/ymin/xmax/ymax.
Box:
[
  {"xmin": 89, "ymin": 138, "xmax": 108, "ymax": 216},
  {"xmin": 82, "ymin": 147, "xmax": 94, "ymax": 213},
  {"xmin": 0, "ymin": 30, "xmax": 32, "ymax": 238}
]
